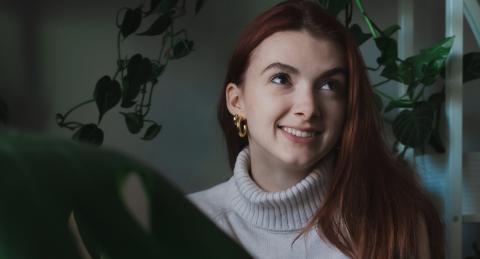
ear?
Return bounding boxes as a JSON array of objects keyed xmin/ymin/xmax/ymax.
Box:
[{"xmin": 225, "ymin": 82, "xmax": 246, "ymax": 117}]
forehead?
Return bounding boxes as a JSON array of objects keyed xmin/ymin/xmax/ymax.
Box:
[{"xmin": 248, "ymin": 30, "xmax": 346, "ymax": 76}]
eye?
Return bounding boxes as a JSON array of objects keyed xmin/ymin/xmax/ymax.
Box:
[
  {"xmin": 318, "ymin": 79, "xmax": 340, "ymax": 91},
  {"xmin": 270, "ymin": 72, "xmax": 291, "ymax": 85}
]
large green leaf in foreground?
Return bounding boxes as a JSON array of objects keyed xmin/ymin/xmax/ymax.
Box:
[{"xmin": 0, "ymin": 130, "xmax": 251, "ymax": 259}]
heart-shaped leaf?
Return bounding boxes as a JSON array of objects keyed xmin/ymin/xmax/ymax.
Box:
[
  {"xmin": 380, "ymin": 61, "xmax": 415, "ymax": 85},
  {"xmin": 94, "ymin": 76, "xmax": 122, "ymax": 123},
  {"xmin": 384, "ymin": 99, "xmax": 414, "ymax": 113},
  {"xmin": 73, "ymin": 124, "xmax": 104, "ymax": 146},
  {"xmin": 146, "ymin": 0, "xmax": 178, "ymax": 16},
  {"xmin": 121, "ymin": 8, "xmax": 143, "ymax": 38},
  {"xmin": 120, "ymin": 112, "xmax": 144, "ymax": 134},
  {"xmin": 142, "ymin": 124, "xmax": 162, "ymax": 140},
  {"xmin": 127, "ymin": 54, "xmax": 152, "ymax": 87},
  {"xmin": 349, "ymin": 24, "xmax": 371, "ymax": 47},
  {"xmin": 375, "ymin": 37, "xmax": 398, "ymax": 66},
  {"xmin": 427, "ymin": 91, "xmax": 445, "ymax": 109},
  {"xmin": 137, "ymin": 12, "xmax": 172, "ymax": 36},
  {"xmin": 392, "ymin": 102, "xmax": 434, "ymax": 148},
  {"xmin": 382, "ymin": 25, "xmax": 401, "ymax": 37},
  {"xmin": 122, "ymin": 55, "xmax": 152, "ymax": 107},
  {"xmin": 406, "ymin": 36, "xmax": 454, "ymax": 83},
  {"xmin": 169, "ymin": 39, "xmax": 194, "ymax": 59}
]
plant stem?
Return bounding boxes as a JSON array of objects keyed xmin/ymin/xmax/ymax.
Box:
[
  {"xmin": 374, "ymin": 89, "xmax": 395, "ymax": 101},
  {"xmin": 354, "ymin": 0, "xmax": 380, "ymax": 38},
  {"xmin": 63, "ymin": 99, "xmax": 95, "ymax": 120},
  {"xmin": 366, "ymin": 64, "xmax": 381, "ymax": 71},
  {"xmin": 142, "ymin": 83, "xmax": 155, "ymax": 116},
  {"xmin": 372, "ymin": 79, "xmax": 390, "ymax": 88}
]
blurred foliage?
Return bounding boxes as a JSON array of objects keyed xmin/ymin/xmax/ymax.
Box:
[{"xmin": 0, "ymin": 130, "xmax": 252, "ymax": 259}]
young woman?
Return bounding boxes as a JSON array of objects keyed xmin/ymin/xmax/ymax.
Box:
[{"xmin": 188, "ymin": 1, "xmax": 444, "ymax": 258}]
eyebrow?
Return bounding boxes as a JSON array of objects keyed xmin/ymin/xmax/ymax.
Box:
[{"xmin": 261, "ymin": 62, "xmax": 348, "ymax": 79}]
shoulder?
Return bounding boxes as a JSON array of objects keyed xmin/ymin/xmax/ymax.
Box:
[{"xmin": 186, "ymin": 177, "xmax": 235, "ymax": 221}]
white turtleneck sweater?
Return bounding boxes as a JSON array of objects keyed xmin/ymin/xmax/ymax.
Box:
[{"xmin": 187, "ymin": 146, "xmax": 349, "ymax": 259}]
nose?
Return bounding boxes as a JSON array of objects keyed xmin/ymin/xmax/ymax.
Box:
[{"xmin": 293, "ymin": 86, "xmax": 320, "ymax": 120}]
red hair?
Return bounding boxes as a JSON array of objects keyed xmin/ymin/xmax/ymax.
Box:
[{"xmin": 216, "ymin": 0, "xmax": 445, "ymax": 258}]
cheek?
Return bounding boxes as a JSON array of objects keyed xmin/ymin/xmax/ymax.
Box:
[{"xmin": 323, "ymin": 100, "xmax": 347, "ymax": 129}]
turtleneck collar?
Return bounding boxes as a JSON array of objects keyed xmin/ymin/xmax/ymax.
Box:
[{"xmin": 231, "ymin": 146, "xmax": 332, "ymax": 232}]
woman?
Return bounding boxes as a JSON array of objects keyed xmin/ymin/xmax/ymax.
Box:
[{"xmin": 188, "ymin": 0, "xmax": 444, "ymax": 258}]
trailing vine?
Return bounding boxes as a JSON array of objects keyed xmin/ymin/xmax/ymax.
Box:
[{"xmin": 56, "ymin": 0, "xmax": 205, "ymax": 146}]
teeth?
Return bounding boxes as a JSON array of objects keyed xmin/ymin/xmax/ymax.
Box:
[{"xmin": 281, "ymin": 127, "xmax": 316, "ymax": 138}]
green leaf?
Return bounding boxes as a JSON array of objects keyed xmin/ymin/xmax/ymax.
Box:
[
  {"xmin": 73, "ymin": 212, "xmax": 102, "ymax": 259},
  {"xmin": 392, "ymin": 102, "xmax": 434, "ymax": 148},
  {"xmin": 0, "ymin": 97, "xmax": 8, "ymax": 125},
  {"xmin": 147, "ymin": 0, "xmax": 178, "ymax": 16},
  {"xmin": 317, "ymin": 0, "xmax": 349, "ymax": 17},
  {"xmin": 384, "ymin": 99, "xmax": 414, "ymax": 113},
  {"xmin": 142, "ymin": 124, "xmax": 162, "ymax": 140},
  {"xmin": 349, "ymin": 24, "xmax": 371, "ymax": 47},
  {"xmin": 127, "ymin": 54, "xmax": 152, "ymax": 87},
  {"xmin": 406, "ymin": 36, "xmax": 454, "ymax": 84},
  {"xmin": 121, "ymin": 8, "xmax": 143, "ymax": 38},
  {"xmin": 137, "ymin": 12, "xmax": 172, "ymax": 36},
  {"xmin": 94, "ymin": 76, "xmax": 122, "ymax": 123},
  {"xmin": 72, "ymin": 124, "xmax": 104, "ymax": 146},
  {"xmin": 382, "ymin": 25, "xmax": 401, "ymax": 37},
  {"xmin": 122, "ymin": 54, "xmax": 152, "ymax": 108},
  {"xmin": 428, "ymin": 128, "xmax": 445, "ymax": 153},
  {"xmin": 380, "ymin": 61, "xmax": 415, "ymax": 85},
  {"xmin": 195, "ymin": 0, "xmax": 206, "ymax": 14},
  {"xmin": 375, "ymin": 37, "xmax": 398, "ymax": 66},
  {"xmin": 0, "ymin": 131, "xmax": 253, "ymax": 259},
  {"xmin": 169, "ymin": 39, "xmax": 194, "ymax": 59},
  {"xmin": 119, "ymin": 112, "xmax": 144, "ymax": 134},
  {"xmin": 427, "ymin": 91, "xmax": 445, "ymax": 109},
  {"xmin": 464, "ymin": 52, "xmax": 480, "ymax": 83}
]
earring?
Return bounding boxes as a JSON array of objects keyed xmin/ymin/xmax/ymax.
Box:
[{"xmin": 233, "ymin": 114, "xmax": 247, "ymax": 138}]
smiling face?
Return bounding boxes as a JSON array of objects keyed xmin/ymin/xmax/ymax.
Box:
[{"xmin": 226, "ymin": 29, "xmax": 347, "ymax": 173}]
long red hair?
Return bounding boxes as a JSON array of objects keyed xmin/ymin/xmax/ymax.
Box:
[{"xmin": 216, "ymin": 1, "xmax": 445, "ymax": 258}]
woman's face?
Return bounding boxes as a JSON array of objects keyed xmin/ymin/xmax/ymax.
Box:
[{"xmin": 227, "ymin": 30, "xmax": 347, "ymax": 172}]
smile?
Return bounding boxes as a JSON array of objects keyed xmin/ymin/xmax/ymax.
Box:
[{"xmin": 279, "ymin": 126, "xmax": 318, "ymax": 138}]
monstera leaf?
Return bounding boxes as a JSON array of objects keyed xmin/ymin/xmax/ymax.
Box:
[{"xmin": 0, "ymin": 131, "xmax": 251, "ymax": 259}]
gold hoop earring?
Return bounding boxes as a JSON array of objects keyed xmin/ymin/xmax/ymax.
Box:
[{"xmin": 233, "ymin": 114, "xmax": 247, "ymax": 138}]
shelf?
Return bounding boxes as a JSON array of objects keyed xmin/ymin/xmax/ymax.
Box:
[{"xmin": 463, "ymin": 214, "xmax": 480, "ymax": 223}]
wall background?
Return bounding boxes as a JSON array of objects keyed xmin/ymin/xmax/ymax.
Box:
[{"xmin": 1, "ymin": 0, "xmax": 479, "ymax": 256}]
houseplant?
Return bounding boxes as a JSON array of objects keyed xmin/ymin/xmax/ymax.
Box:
[{"xmin": 0, "ymin": 130, "xmax": 252, "ymax": 259}]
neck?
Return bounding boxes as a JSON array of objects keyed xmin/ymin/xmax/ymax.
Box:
[{"xmin": 249, "ymin": 145, "xmax": 334, "ymax": 192}]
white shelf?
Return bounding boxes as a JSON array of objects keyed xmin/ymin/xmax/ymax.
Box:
[{"xmin": 463, "ymin": 214, "xmax": 480, "ymax": 223}]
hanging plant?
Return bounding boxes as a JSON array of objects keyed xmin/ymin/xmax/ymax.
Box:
[
  {"xmin": 56, "ymin": 0, "xmax": 205, "ymax": 146},
  {"xmin": 317, "ymin": 0, "xmax": 480, "ymax": 156}
]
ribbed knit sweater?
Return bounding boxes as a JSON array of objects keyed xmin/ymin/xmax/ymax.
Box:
[{"xmin": 187, "ymin": 146, "xmax": 349, "ymax": 259}]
